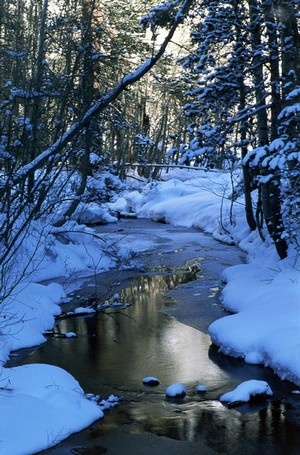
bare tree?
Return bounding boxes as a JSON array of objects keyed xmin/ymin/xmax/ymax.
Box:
[{"xmin": 0, "ymin": 0, "xmax": 195, "ymax": 265}]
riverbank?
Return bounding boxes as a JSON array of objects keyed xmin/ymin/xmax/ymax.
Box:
[
  {"xmin": 62, "ymin": 218, "xmax": 244, "ymax": 326},
  {"xmin": 3, "ymin": 167, "xmax": 300, "ymax": 454},
  {"xmin": 36, "ymin": 219, "xmax": 300, "ymax": 455},
  {"xmin": 36, "ymin": 219, "xmax": 243, "ymax": 455}
]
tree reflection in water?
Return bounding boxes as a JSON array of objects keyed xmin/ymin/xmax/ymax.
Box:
[{"xmin": 11, "ymin": 271, "xmax": 300, "ymax": 455}]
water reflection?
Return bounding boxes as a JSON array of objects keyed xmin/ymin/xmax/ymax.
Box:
[
  {"xmin": 12, "ymin": 272, "xmax": 300, "ymax": 455},
  {"xmin": 122, "ymin": 398, "xmax": 300, "ymax": 454},
  {"xmin": 23, "ymin": 273, "xmax": 229, "ymax": 392}
]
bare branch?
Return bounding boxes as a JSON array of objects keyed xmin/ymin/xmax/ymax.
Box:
[{"xmin": 9, "ymin": 0, "xmax": 194, "ymax": 186}]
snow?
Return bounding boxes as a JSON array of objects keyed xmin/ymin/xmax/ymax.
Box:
[
  {"xmin": 72, "ymin": 202, "xmax": 118, "ymax": 224},
  {"xmin": 220, "ymin": 380, "xmax": 273, "ymax": 405},
  {"xmin": 64, "ymin": 331, "xmax": 77, "ymax": 338},
  {"xmin": 165, "ymin": 383, "xmax": 186, "ymax": 397},
  {"xmin": 196, "ymin": 384, "xmax": 207, "ymax": 392},
  {"xmin": 143, "ymin": 376, "xmax": 160, "ymax": 385},
  {"xmin": 74, "ymin": 306, "xmax": 96, "ymax": 315},
  {"xmin": 0, "ymin": 364, "xmax": 103, "ymax": 455},
  {"xmin": 286, "ymin": 87, "xmax": 300, "ymax": 100},
  {"xmin": 2, "ymin": 166, "xmax": 300, "ymax": 452},
  {"xmin": 278, "ymin": 103, "xmax": 300, "ymax": 119},
  {"xmin": 122, "ymin": 169, "xmax": 300, "ymax": 386}
]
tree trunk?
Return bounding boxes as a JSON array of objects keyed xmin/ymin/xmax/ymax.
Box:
[
  {"xmin": 27, "ymin": 0, "xmax": 48, "ymax": 202},
  {"xmin": 233, "ymin": 0, "xmax": 257, "ymax": 231},
  {"xmin": 249, "ymin": 0, "xmax": 288, "ymax": 258}
]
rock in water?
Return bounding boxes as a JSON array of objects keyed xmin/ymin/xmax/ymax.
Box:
[
  {"xmin": 220, "ymin": 379, "xmax": 273, "ymax": 408},
  {"xmin": 196, "ymin": 384, "xmax": 207, "ymax": 393},
  {"xmin": 165, "ymin": 383, "xmax": 186, "ymax": 398},
  {"xmin": 142, "ymin": 376, "xmax": 160, "ymax": 386}
]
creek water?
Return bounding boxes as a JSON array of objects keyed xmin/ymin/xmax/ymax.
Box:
[{"xmin": 9, "ymin": 220, "xmax": 300, "ymax": 454}]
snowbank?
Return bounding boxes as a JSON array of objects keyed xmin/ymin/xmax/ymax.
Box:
[
  {"xmin": 0, "ymin": 364, "xmax": 103, "ymax": 455},
  {"xmin": 2, "ymin": 167, "xmax": 300, "ymax": 453},
  {"xmin": 122, "ymin": 168, "xmax": 300, "ymax": 386}
]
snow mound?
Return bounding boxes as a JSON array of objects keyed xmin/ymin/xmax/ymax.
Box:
[
  {"xmin": 165, "ymin": 383, "xmax": 186, "ymax": 398},
  {"xmin": 142, "ymin": 376, "xmax": 160, "ymax": 386},
  {"xmin": 0, "ymin": 364, "xmax": 103, "ymax": 454},
  {"xmin": 196, "ymin": 384, "xmax": 207, "ymax": 393},
  {"xmin": 220, "ymin": 380, "xmax": 273, "ymax": 405},
  {"xmin": 72, "ymin": 202, "xmax": 118, "ymax": 225}
]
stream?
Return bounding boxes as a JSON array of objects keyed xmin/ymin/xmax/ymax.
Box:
[{"xmin": 8, "ymin": 219, "xmax": 300, "ymax": 454}]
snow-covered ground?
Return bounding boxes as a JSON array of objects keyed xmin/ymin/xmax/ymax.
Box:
[{"xmin": 1, "ymin": 167, "xmax": 300, "ymax": 454}]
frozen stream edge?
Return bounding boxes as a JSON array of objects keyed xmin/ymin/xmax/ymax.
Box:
[{"xmin": 38, "ymin": 218, "xmax": 300, "ymax": 455}]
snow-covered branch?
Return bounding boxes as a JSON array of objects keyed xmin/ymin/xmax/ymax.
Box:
[{"xmin": 228, "ymin": 102, "xmax": 273, "ymax": 125}]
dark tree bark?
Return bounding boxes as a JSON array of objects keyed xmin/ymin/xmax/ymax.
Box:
[
  {"xmin": 232, "ymin": 0, "xmax": 257, "ymax": 231},
  {"xmin": 249, "ymin": 0, "xmax": 288, "ymax": 259}
]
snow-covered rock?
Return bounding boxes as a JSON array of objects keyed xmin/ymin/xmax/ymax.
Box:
[
  {"xmin": 72, "ymin": 202, "xmax": 118, "ymax": 225},
  {"xmin": 143, "ymin": 376, "xmax": 160, "ymax": 386},
  {"xmin": 220, "ymin": 380, "xmax": 273, "ymax": 407},
  {"xmin": 64, "ymin": 332, "xmax": 77, "ymax": 338},
  {"xmin": 196, "ymin": 384, "xmax": 207, "ymax": 393},
  {"xmin": 74, "ymin": 307, "xmax": 96, "ymax": 315},
  {"xmin": 165, "ymin": 383, "xmax": 186, "ymax": 398}
]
